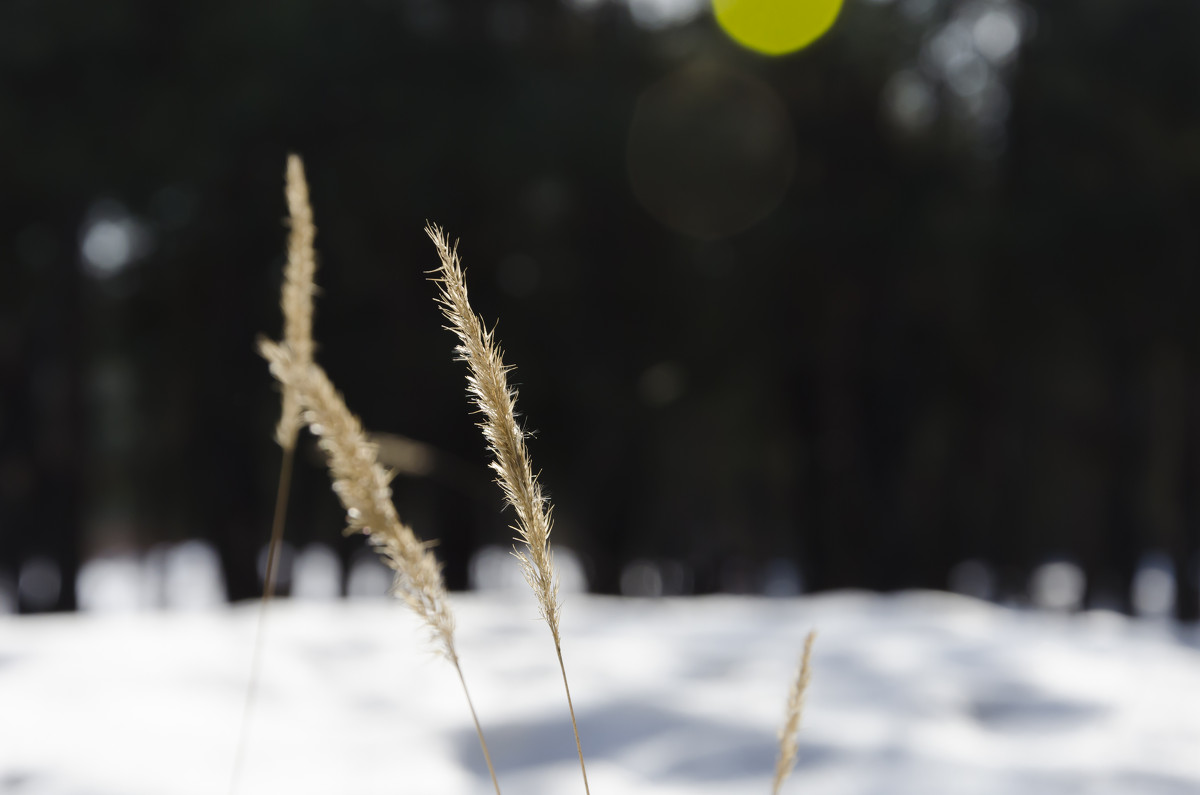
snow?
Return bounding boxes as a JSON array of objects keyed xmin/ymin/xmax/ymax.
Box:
[{"xmin": 2, "ymin": 591, "xmax": 1199, "ymax": 794}]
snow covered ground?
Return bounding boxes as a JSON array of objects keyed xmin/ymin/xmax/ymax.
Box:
[{"xmin": 2, "ymin": 590, "xmax": 1199, "ymax": 795}]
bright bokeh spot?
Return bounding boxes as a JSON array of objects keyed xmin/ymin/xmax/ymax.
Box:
[{"xmin": 712, "ymin": 0, "xmax": 843, "ymax": 56}]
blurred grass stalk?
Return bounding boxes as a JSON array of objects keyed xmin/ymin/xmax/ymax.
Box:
[
  {"xmin": 773, "ymin": 630, "xmax": 816, "ymax": 795},
  {"xmin": 229, "ymin": 154, "xmax": 316, "ymax": 795}
]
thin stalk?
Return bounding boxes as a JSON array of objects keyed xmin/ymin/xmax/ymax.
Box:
[
  {"xmin": 452, "ymin": 654, "xmax": 503, "ymax": 795},
  {"xmin": 556, "ymin": 643, "xmax": 590, "ymax": 795},
  {"xmin": 229, "ymin": 445, "xmax": 295, "ymax": 795},
  {"xmin": 262, "ymin": 445, "xmax": 295, "ymax": 608}
]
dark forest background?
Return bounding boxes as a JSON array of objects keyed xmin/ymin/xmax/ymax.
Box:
[{"xmin": 2, "ymin": 0, "xmax": 1199, "ymax": 618}]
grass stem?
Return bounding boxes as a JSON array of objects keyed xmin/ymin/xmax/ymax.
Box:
[
  {"xmin": 556, "ymin": 643, "xmax": 591, "ymax": 795},
  {"xmin": 452, "ymin": 655, "xmax": 503, "ymax": 795},
  {"xmin": 229, "ymin": 444, "xmax": 295, "ymax": 795}
]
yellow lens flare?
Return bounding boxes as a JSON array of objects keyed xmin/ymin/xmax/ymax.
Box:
[{"xmin": 712, "ymin": 0, "xmax": 843, "ymax": 56}]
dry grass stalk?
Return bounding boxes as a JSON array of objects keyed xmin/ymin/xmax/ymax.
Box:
[
  {"xmin": 772, "ymin": 630, "xmax": 817, "ymax": 795},
  {"xmin": 259, "ymin": 338, "xmax": 501, "ymax": 794},
  {"xmin": 276, "ymin": 153, "xmax": 319, "ymax": 450},
  {"xmin": 231, "ymin": 155, "xmax": 320, "ymax": 795},
  {"xmin": 265, "ymin": 154, "xmax": 319, "ymax": 599},
  {"xmin": 261, "ymin": 340, "xmax": 454, "ymax": 652},
  {"xmin": 426, "ymin": 225, "xmax": 559, "ymax": 634},
  {"xmin": 426, "ymin": 223, "xmax": 590, "ymax": 795}
]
